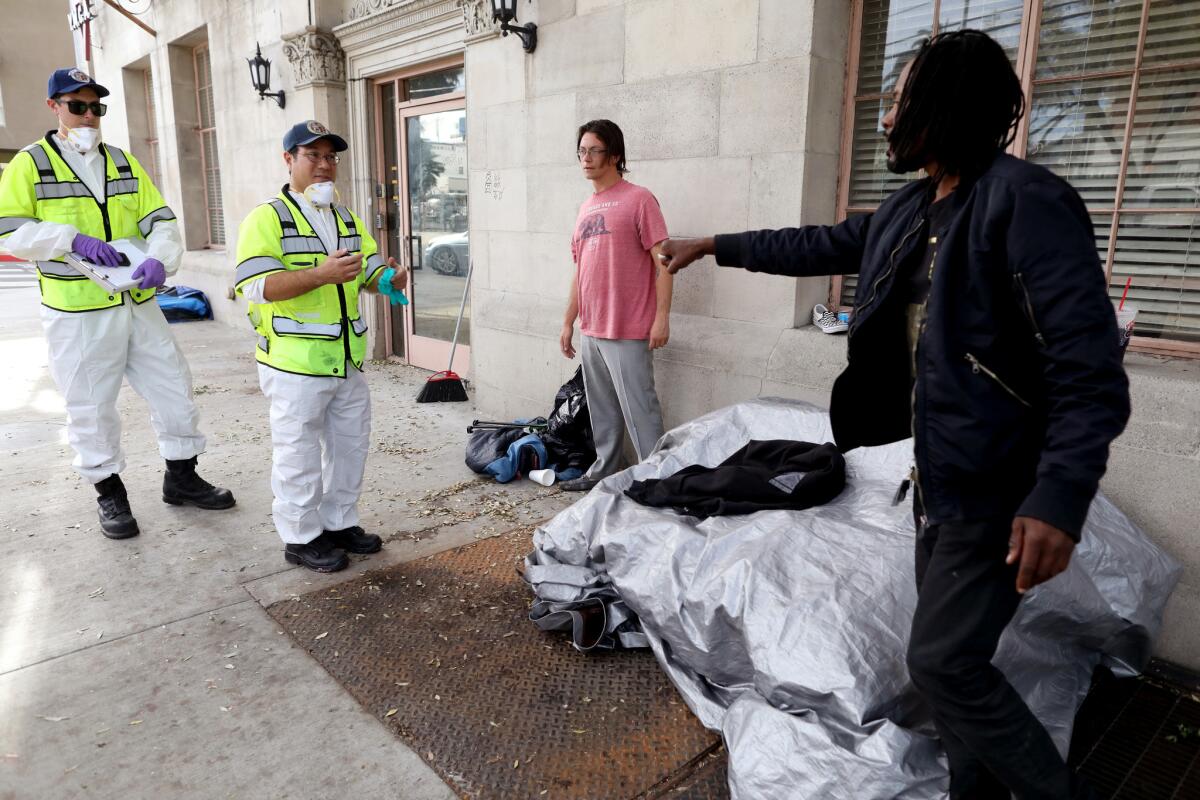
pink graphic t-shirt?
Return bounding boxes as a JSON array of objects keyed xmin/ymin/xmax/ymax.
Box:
[{"xmin": 571, "ymin": 179, "xmax": 669, "ymax": 341}]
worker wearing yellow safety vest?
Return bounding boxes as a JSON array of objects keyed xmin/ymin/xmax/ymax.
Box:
[
  {"xmin": 235, "ymin": 120, "xmax": 408, "ymax": 573},
  {"xmin": 0, "ymin": 68, "xmax": 234, "ymax": 540}
]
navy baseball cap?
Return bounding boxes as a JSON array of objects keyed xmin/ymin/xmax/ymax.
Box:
[
  {"xmin": 48, "ymin": 67, "xmax": 109, "ymax": 99},
  {"xmin": 283, "ymin": 120, "xmax": 348, "ymax": 152}
]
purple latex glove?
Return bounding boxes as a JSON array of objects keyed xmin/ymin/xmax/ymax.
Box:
[
  {"xmin": 131, "ymin": 258, "xmax": 166, "ymax": 290},
  {"xmin": 72, "ymin": 233, "xmax": 122, "ymax": 267}
]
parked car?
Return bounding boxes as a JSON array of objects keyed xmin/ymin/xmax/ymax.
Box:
[{"xmin": 423, "ymin": 231, "xmax": 469, "ymax": 276}]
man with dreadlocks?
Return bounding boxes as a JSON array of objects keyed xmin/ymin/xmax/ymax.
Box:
[{"xmin": 660, "ymin": 29, "xmax": 1125, "ymax": 800}]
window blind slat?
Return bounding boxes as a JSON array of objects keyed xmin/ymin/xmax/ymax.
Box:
[
  {"xmin": 1110, "ymin": 212, "xmax": 1200, "ymax": 341},
  {"xmin": 1144, "ymin": 0, "xmax": 1200, "ymax": 65},
  {"xmin": 1035, "ymin": 0, "xmax": 1144, "ymax": 79},
  {"xmin": 1123, "ymin": 68, "xmax": 1200, "ymax": 210},
  {"xmin": 1026, "ymin": 76, "xmax": 1132, "ymax": 208}
]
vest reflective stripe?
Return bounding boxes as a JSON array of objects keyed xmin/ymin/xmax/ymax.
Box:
[
  {"xmin": 138, "ymin": 206, "xmax": 176, "ymax": 236},
  {"xmin": 23, "ymin": 144, "xmax": 56, "ymax": 178},
  {"xmin": 0, "ymin": 216, "xmax": 35, "ymax": 235},
  {"xmin": 281, "ymin": 236, "xmax": 325, "ymax": 254},
  {"xmin": 235, "ymin": 255, "xmax": 285, "ymax": 284},
  {"xmin": 35, "ymin": 182, "xmax": 94, "ymax": 200},
  {"xmin": 37, "ymin": 260, "xmax": 85, "ymax": 278},
  {"xmin": 6, "ymin": 139, "xmax": 171, "ymax": 312},
  {"xmin": 364, "ymin": 253, "xmax": 385, "ymax": 283},
  {"xmin": 338, "ymin": 235, "xmax": 361, "ymax": 251},
  {"xmin": 236, "ymin": 191, "xmax": 378, "ymax": 377},
  {"xmin": 268, "ymin": 199, "xmax": 297, "ymax": 232},
  {"xmin": 106, "ymin": 178, "xmax": 139, "ymax": 196},
  {"xmin": 272, "ymin": 316, "xmax": 342, "ymax": 339},
  {"xmin": 333, "ymin": 206, "xmax": 357, "ymax": 235},
  {"xmin": 105, "ymin": 146, "xmax": 133, "ymax": 178}
]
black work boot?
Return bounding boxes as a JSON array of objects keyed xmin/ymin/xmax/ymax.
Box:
[
  {"xmin": 162, "ymin": 457, "xmax": 236, "ymax": 509},
  {"xmin": 323, "ymin": 525, "xmax": 383, "ymax": 554},
  {"xmin": 95, "ymin": 474, "xmax": 139, "ymax": 539},
  {"xmin": 284, "ymin": 532, "xmax": 349, "ymax": 573}
]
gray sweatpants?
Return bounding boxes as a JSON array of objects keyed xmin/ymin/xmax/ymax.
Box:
[{"xmin": 580, "ymin": 335, "xmax": 665, "ymax": 480}]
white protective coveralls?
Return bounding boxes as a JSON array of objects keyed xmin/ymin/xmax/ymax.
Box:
[
  {"xmin": 243, "ymin": 191, "xmax": 372, "ymax": 546},
  {"xmin": 5, "ymin": 134, "xmax": 205, "ymax": 483}
]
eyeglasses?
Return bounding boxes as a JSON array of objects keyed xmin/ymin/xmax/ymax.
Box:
[
  {"xmin": 299, "ymin": 151, "xmax": 340, "ymax": 165},
  {"xmin": 576, "ymin": 147, "xmax": 609, "ymax": 160},
  {"xmin": 57, "ymin": 99, "xmax": 107, "ymax": 117}
]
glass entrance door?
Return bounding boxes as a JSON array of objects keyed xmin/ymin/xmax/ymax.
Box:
[{"xmin": 401, "ymin": 103, "xmax": 469, "ymax": 374}]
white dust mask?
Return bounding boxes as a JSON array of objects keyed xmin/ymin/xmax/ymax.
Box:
[
  {"xmin": 64, "ymin": 126, "xmax": 101, "ymax": 154},
  {"xmin": 304, "ymin": 181, "xmax": 336, "ymax": 208}
]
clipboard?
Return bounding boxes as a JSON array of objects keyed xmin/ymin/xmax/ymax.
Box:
[{"xmin": 63, "ymin": 238, "xmax": 151, "ymax": 293}]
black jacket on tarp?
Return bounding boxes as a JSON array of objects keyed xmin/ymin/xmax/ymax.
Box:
[
  {"xmin": 713, "ymin": 154, "xmax": 1130, "ymax": 539},
  {"xmin": 625, "ymin": 440, "xmax": 845, "ymax": 519}
]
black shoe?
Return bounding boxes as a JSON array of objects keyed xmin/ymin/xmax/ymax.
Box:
[
  {"xmin": 323, "ymin": 525, "xmax": 383, "ymax": 554},
  {"xmin": 284, "ymin": 533, "xmax": 349, "ymax": 573},
  {"xmin": 559, "ymin": 476, "xmax": 599, "ymax": 492},
  {"xmin": 95, "ymin": 474, "xmax": 139, "ymax": 539},
  {"xmin": 163, "ymin": 457, "xmax": 236, "ymax": 509}
]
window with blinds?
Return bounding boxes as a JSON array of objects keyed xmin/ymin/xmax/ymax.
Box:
[
  {"xmin": 194, "ymin": 44, "xmax": 225, "ymax": 247},
  {"xmin": 143, "ymin": 69, "xmax": 162, "ymax": 187},
  {"xmin": 837, "ymin": 0, "xmax": 1200, "ymax": 352}
]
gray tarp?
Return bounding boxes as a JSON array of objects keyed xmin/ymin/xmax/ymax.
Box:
[{"xmin": 524, "ymin": 398, "xmax": 1181, "ymax": 799}]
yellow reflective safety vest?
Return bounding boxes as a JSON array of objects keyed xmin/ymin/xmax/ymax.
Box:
[
  {"xmin": 0, "ymin": 135, "xmax": 176, "ymax": 312},
  {"xmin": 234, "ymin": 188, "xmax": 384, "ymax": 378}
]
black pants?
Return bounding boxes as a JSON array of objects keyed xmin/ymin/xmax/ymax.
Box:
[{"xmin": 906, "ymin": 514, "xmax": 1092, "ymax": 800}]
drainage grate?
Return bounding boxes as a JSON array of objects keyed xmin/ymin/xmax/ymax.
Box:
[
  {"xmin": 267, "ymin": 526, "xmax": 720, "ymax": 799},
  {"xmin": 1070, "ymin": 663, "xmax": 1200, "ymax": 799}
]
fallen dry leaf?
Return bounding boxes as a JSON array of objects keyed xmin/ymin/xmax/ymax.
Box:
[
  {"xmin": 385, "ymin": 708, "xmax": 398, "ymax": 717},
  {"xmin": 314, "ymin": 632, "xmax": 329, "ymax": 641}
]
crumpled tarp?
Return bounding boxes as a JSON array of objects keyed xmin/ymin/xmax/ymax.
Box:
[{"xmin": 524, "ymin": 398, "xmax": 1181, "ymax": 799}]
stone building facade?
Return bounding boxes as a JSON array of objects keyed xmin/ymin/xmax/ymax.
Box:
[{"xmin": 43, "ymin": 0, "xmax": 1200, "ymax": 670}]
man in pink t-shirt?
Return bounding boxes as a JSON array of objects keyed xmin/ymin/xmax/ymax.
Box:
[{"xmin": 559, "ymin": 119, "xmax": 672, "ymax": 492}]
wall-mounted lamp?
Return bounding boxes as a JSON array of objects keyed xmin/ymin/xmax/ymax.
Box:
[
  {"xmin": 247, "ymin": 43, "xmax": 286, "ymax": 109},
  {"xmin": 491, "ymin": 0, "xmax": 537, "ymax": 53}
]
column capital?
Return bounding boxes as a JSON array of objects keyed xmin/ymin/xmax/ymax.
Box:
[{"xmin": 282, "ymin": 26, "xmax": 346, "ymax": 90}]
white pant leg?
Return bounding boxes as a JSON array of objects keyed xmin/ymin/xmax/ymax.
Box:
[
  {"xmin": 123, "ymin": 300, "xmax": 206, "ymax": 461},
  {"xmin": 319, "ymin": 367, "xmax": 371, "ymax": 532},
  {"xmin": 258, "ymin": 365, "xmax": 339, "ymax": 545},
  {"xmin": 41, "ymin": 305, "xmax": 131, "ymax": 483}
]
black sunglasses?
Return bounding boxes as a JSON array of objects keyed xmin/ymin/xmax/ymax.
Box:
[{"xmin": 57, "ymin": 99, "xmax": 107, "ymax": 117}]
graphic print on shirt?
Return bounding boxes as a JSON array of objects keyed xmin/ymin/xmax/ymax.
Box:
[{"xmin": 576, "ymin": 212, "xmax": 611, "ymax": 252}]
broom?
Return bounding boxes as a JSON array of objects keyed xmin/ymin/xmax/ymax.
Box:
[{"xmin": 417, "ymin": 258, "xmax": 472, "ymax": 403}]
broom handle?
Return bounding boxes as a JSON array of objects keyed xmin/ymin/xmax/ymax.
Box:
[{"xmin": 446, "ymin": 258, "xmax": 473, "ymax": 372}]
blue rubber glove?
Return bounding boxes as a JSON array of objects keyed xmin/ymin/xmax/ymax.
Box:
[
  {"xmin": 379, "ymin": 266, "xmax": 409, "ymax": 306},
  {"xmin": 131, "ymin": 258, "xmax": 166, "ymax": 290},
  {"xmin": 72, "ymin": 233, "xmax": 121, "ymax": 267}
]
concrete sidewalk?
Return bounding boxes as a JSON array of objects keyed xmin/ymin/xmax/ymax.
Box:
[{"xmin": 0, "ymin": 278, "xmax": 574, "ymax": 799}]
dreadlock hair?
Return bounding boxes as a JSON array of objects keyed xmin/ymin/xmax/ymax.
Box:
[
  {"xmin": 577, "ymin": 119, "xmax": 628, "ymax": 174},
  {"xmin": 888, "ymin": 29, "xmax": 1025, "ymax": 181}
]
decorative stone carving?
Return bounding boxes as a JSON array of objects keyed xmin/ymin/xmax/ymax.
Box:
[
  {"xmin": 282, "ymin": 27, "xmax": 346, "ymax": 89},
  {"xmin": 462, "ymin": 0, "xmax": 500, "ymax": 38},
  {"xmin": 347, "ymin": 0, "xmax": 408, "ymax": 22}
]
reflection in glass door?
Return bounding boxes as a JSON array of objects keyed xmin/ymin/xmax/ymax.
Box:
[
  {"xmin": 372, "ymin": 63, "xmax": 467, "ymax": 373},
  {"xmin": 404, "ymin": 105, "xmax": 469, "ymax": 373}
]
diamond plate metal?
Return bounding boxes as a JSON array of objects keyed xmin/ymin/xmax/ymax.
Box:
[{"xmin": 267, "ymin": 527, "xmax": 723, "ymax": 799}]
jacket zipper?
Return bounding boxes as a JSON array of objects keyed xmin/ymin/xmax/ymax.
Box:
[
  {"xmin": 850, "ymin": 215, "xmax": 924, "ymax": 334},
  {"xmin": 1013, "ymin": 273, "xmax": 1046, "ymax": 348},
  {"xmin": 964, "ymin": 353, "xmax": 1032, "ymax": 408},
  {"xmin": 909, "ymin": 231, "xmax": 938, "ymax": 528}
]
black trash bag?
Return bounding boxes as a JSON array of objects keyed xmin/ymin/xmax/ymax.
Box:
[
  {"xmin": 465, "ymin": 418, "xmax": 547, "ymax": 474},
  {"xmin": 542, "ymin": 366, "xmax": 596, "ymax": 473}
]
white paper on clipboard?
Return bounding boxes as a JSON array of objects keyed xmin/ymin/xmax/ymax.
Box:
[{"xmin": 63, "ymin": 238, "xmax": 151, "ymax": 293}]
